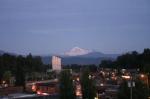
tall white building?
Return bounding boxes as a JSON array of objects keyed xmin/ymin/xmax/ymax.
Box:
[{"xmin": 52, "ymin": 56, "xmax": 62, "ymax": 70}]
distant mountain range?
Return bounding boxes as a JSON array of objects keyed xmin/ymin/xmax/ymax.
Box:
[
  {"xmin": 0, "ymin": 50, "xmax": 5, "ymax": 55},
  {"xmin": 0, "ymin": 47, "xmax": 120, "ymax": 65},
  {"xmin": 0, "ymin": 50, "xmax": 16, "ymax": 56},
  {"xmin": 42, "ymin": 47, "xmax": 120, "ymax": 65}
]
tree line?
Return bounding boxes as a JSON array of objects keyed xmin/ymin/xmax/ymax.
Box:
[
  {"xmin": 100, "ymin": 48, "xmax": 150, "ymax": 72},
  {"xmin": 0, "ymin": 53, "xmax": 47, "ymax": 86}
]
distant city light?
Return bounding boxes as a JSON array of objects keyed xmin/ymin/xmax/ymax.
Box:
[
  {"xmin": 100, "ymin": 83, "xmax": 104, "ymax": 86},
  {"xmin": 140, "ymin": 74, "xmax": 145, "ymax": 78},
  {"xmin": 32, "ymin": 84, "xmax": 37, "ymax": 92},
  {"xmin": 77, "ymin": 77, "xmax": 80, "ymax": 81},
  {"xmin": 37, "ymin": 91, "xmax": 42, "ymax": 95},
  {"xmin": 41, "ymin": 93, "xmax": 49, "ymax": 96},
  {"xmin": 89, "ymin": 75, "xmax": 92, "ymax": 79},
  {"xmin": 122, "ymin": 75, "xmax": 131, "ymax": 79}
]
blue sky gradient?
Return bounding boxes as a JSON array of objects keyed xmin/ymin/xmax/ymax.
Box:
[{"xmin": 0, "ymin": 0, "xmax": 150, "ymax": 55}]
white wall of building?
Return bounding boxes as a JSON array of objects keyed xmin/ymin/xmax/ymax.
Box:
[{"xmin": 52, "ymin": 56, "xmax": 61, "ymax": 70}]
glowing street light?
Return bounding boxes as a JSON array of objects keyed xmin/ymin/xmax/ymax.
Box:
[
  {"xmin": 100, "ymin": 83, "xmax": 104, "ymax": 86},
  {"xmin": 89, "ymin": 75, "xmax": 92, "ymax": 79},
  {"xmin": 122, "ymin": 75, "xmax": 131, "ymax": 79},
  {"xmin": 140, "ymin": 74, "xmax": 145, "ymax": 78},
  {"xmin": 140, "ymin": 74, "xmax": 149, "ymax": 97}
]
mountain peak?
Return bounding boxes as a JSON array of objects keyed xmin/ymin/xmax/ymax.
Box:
[{"xmin": 64, "ymin": 47, "xmax": 92, "ymax": 56}]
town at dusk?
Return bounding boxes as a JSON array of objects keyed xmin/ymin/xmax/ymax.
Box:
[{"xmin": 0, "ymin": 0, "xmax": 150, "ymax": 99}]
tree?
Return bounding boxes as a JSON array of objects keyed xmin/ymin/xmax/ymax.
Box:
[
  {"xmin": 0, "ymin": 56, "xmax": 3, "ymax": 80},
  {"xmin": 15, "ymin": 56, "xmax": 26, "ymax": 91},
  {"xmin": 100, "ymin": 60, "xmax": 114, "ymax": 68},
  {"xmin": 0, "ymin": 52, "xmax": 46, "ymax": 87},
  {"xmin": 118, "ymin": 79, "xmax": 148, "ymax": 99},
  {"xmin": 80, "ymin": 68, "xmax": 96, "ymax": 99},
  {"xmin": 47, "ymin": 71, "xmax": 57, "ymax": 79},
  {"xmin": 141, "ymin": 48, "xmax": 150, "ymax": 73},
  {"xmin": 116, "ymin": 52, "xmax": 140, "ymax": 69},
  {"xmin": 15, "ymin": 66, "xmax": 25, "ymax": 86},
  {"xmin": 3, "ymin": 71, "xmax": 12, "ymax": 84},
  {"xmin": 59, "ymin": 70, "xmax": 76, "ymax": 99}
]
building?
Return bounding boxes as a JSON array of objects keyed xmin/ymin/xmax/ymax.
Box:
[
  {"xmin": 35, "ymin": 81, "xmax": 59, "ymax": 95},
  {"xmin": 26, "ymin": 79, "xmax": 59, "ymax": 95},
  {"xmin": 52, "ymin": 56, "xmax": 62, "ymax": 71}
]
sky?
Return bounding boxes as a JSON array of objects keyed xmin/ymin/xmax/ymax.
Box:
[{"xmin": 0, "ymin": 0, "xmax": 150, "ymax": 55}]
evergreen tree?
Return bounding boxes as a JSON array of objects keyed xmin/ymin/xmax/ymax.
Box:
[
  {"xmin": 80, "ymin": 68, "xmax": 96, "ymax": 99},
  {"xmin": 3, "ymin": 71, "xmax": 12, "ymax": 84},
  {"xmin": 118, "ymin": 79, "xmax": 148, "ymax": 99},
  {"xmin": 15, "ymin": 56, "xmax": 26, "ymax": 91},
  {"xmin": 59, "ymin": 70, "xmax": 76, "ymax": 99}
]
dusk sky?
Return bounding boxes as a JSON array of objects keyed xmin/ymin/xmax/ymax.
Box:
[{"xmin": 0, "ymin": 0, "xmax": 150, "ymax": 55}]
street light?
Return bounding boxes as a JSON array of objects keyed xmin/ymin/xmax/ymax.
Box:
[
  {"xmin": 128, "ymin": 76, "xmax": 135, "ymax": 99},
  {"xmin": 89, "ymin": 75, "xmax": 92, "ymax": 79},
  {"xmin": 140, "ymin": 74, "xmax": 149, "ymax": 97},
  {"xmin": 94, "ymin": 97, "xmax": 98, "ymax": 99},
  {"xmin": 140, "ymin": 74, "xmax": 145, "ymax": 78},
  {"xmin": 94, "ymin": 93, "xmax": 99, "ymax": 99}
]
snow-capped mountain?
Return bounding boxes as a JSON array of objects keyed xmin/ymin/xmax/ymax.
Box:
[
  {"xmin": 64, "ymin": 47, "xmax": 92, "ymax": 56},
  {"xmin": 42, "ymin": 47, "xmax": 120, "ymax": 65}
]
